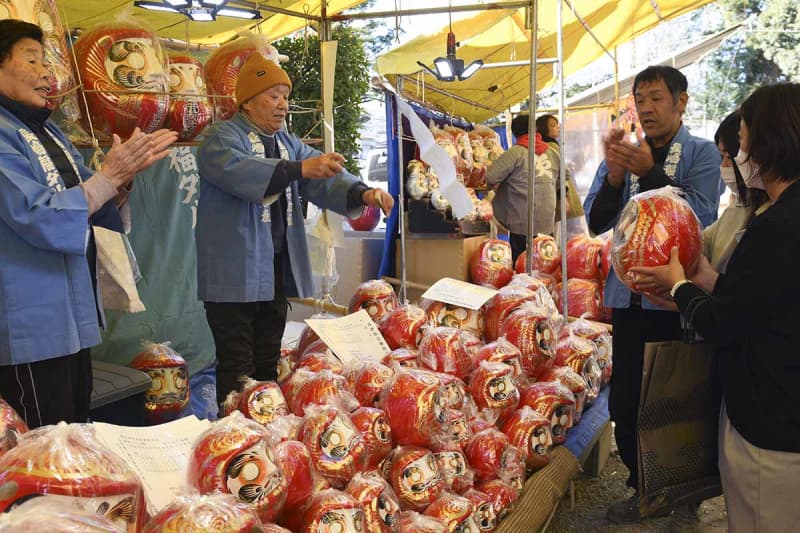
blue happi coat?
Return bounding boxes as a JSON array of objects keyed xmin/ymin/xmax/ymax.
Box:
[
  {"xmin": 196, "ymin": 112, "xmax": 363, "ymax": 302},
  {"xmin": 0, "ymin": 105, "xmax": 120, "ymax": 365}
]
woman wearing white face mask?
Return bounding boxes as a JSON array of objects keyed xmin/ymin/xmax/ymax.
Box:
[{"xmin": 632, "ymin": 83, "xmax": 800, "ymax": 533}]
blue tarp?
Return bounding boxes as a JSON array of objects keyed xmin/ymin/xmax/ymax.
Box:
[{"xmin": 565, "ymin": 385, "xmax": 611, "ymax": 459}]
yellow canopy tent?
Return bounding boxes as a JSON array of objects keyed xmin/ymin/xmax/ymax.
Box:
[
  {"xmin": 58, "ymin": 0, "xmax": 364, "ymax": 44},
  {"xmin": 375, "ymin": 0, "xmax": 715, "ymax": 123}
]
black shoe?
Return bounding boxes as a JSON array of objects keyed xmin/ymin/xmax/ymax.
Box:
[{"xmin": 606, "ymin": 494, "xmax": 641, "ymax": 524}]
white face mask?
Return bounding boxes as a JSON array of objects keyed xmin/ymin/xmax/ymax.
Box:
[
  {"xmin": 734, "ymin": 150, "xmax": 765, "ymax": 190},
  {"xmin": 720, "ymin": 166, "xmax": 738, "ymax": 193}
]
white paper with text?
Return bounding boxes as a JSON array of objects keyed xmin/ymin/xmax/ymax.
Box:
[
  {"xmin": 422, "ymin": 277, "xmax": 498, "ymax": 310},
  {"xmin": 92, "ymin": 415, "xmax": 212, "ymax": 514},
  {"xmin": 305, "ymin": 309, "xmax": 391, "ymax": 363}
]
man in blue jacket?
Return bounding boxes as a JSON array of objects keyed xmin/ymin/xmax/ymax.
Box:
[
  {"xmin": 583, "ymin": 65, "xmax": 721, "ymax": 523},
  {"xmin": 196, "ymin": 53, "xmax": 393, "ymax": 405},
  {"xmin": 0, "ymin": 19, "xmax": 177, "ymax": 427}
]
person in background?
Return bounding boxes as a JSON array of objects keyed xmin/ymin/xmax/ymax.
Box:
[
  {"xmin": 632, "ymin": 83, "xmax": 800, "ymax": 533},
  {"xmin": 583, "ymin": 65, "xmax": 722, "ymax": 524},
  {"xmin": 196, "ymin": 53, "xmax": 393, "ymax": 406},
  {"xmin": 0, "ymin": 19, "xmax": 177, "ymax": 427},
  {"xmin": 536, "ymin": 113, "xmax": 584, "ymax": 234},
  {"xmin": 486, "ymin": 114, "xmax": 553, "ymax": 262},
  {"xmin": 536, "ymin": 113, "xmax": 560, "ymax": 144}
]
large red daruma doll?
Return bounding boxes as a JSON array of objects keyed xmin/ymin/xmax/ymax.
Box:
[
  {"xmin": 499, "ymin": 302, "xmax": 557, "ymax": 379},
  {"xmin": 204, "ymin": 34, "xmax": 284, "ymax": 121},
  {"xmin": 378, "ymin": 304, "xmax": 428, "ymax": 350},
  {"xmin": 300, "ymin": 489, "xmax": 366, "ymax": 532},
  {"xmin": 0, "ymin": 423, "xmax": 147, "ymax": 532},
  {"xmin": 129, "ymin": 342, "xmax": 190, "ymax": 425},
  {"xmin": 565, "ymin": 234, "xmax": 605, "ymax": 280},
  {"xmin": 0, "ymin": 0, "xmax": 76, "ymax": 113},
  {"xmin": 72, "ymin": 22, "xmax": 169, "ymax": 140},
  {"xmin": 379, "ymin": 367, "xmax": 448, "ymax": 447},
  {"xmin": 345, "ymin": 473, "xmax": 402, "ymax": 533},
  {"xmin": 389, "ymin": 446, "xmax": 446, "ymax": 512},
  {"xmin": 470, "ymin": 239, "xmax": 513, "ymax": 289},
  {"xmin": 188, "ymin": 413, "xmax": 287, "ymax": 523},
  {"xmin": 555, "ymin": 278, "xmax": 604, "ymax": 321},
  {"xmin": 142, "ymin": 493, "xmax": 262, "ymax": 532},
  {"xmin": 417, "ymin": 326, "xmax": 474, "ymax": 380},
  {"xmin": 611, "ymin": 187, "xmax": 703, "ymax": 290},
  {"xmin": 514, "ymin": 234, "xmax": 561, "ymax": 275},
  {"xmin": 483, "ymin": 285, "xmax": 537, "ymax": 342},
  {"xmin": 164, "ymin": 53, "xmax": 212, "ymax": 141},
  {"xmin": 349, "ymin": 279, "xmax": 398, "ymax": 323}
]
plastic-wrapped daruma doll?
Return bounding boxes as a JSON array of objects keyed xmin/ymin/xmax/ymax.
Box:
[
  {"xmin": 462, "ymin": 488, "xmax": 497, "ymax": 532},
  {"xmin": 0, "ymin": 497, "xmax": 124, "ymax": 533},
  {"xmin": 164, "ymin": 53, "xmax": 212, "ymax": 141},
  {"xmin": 298, "ymin": 405, "xmax": 368, "ymax": 490},
  {"xmin": 237, "ymin": 379, "xmax": 289, "ymax": 425},
  {"xmin": 417, "ymin": 326, "xmax": 474, "ymax": 380},
  {"xmin": 72, "ymin": 21, "xmax": 169, "ymax": 139},
  {"xmin": 142, "ymin": 493, "xmax": 262, "ymax": 532},
  {"xmin": 470, "ymin": 239, "xmax": 513, "ymax": 289},
  {"xmin": 499, "ymin": 302, "xmax": 557, "ymax": 379},
  {"xmin": 348, "ymin": 279, "xmax": 399, "ymax": 323},
  {"xmin": 421, "ymin": 299, "xmax": 485, "ymax": 338},
  {"xmin": 483, "ymin": 286, "xmax": 537, "ymax": 342},
  {"xmin": 188, "ymin": 412, "xmax": 287, "ymax": 523},
  {"xmin": 299, "ymin": 489, "xmax": 366, "ymax": 532},
  {"xmin": 389, "ymin": 446, "xmax": 446, "ymax": 512},
  {"xmin": 345, "ymin": 473, "xmax": 401, "ymax": 533},
  {"xmin": 379, "ymin": 367, "xmax": 449, "ymax": 447},
  {"xmin": 378, "ymin": 305, "xmax": 428, "ymax": 350},
  {"xmin": 0, "ymin": 423, "xmax": 147, "ymax": 532},
  {"xmin": 129, "ymin": 342, "xmax": 190, "ymax": 425},
  {"xmin": 0, "ymin": 399, "xmax": 27, "ymax": 458},
  {"xmin": 424, "ymin": 492, "xmax": 479, "ymax": 532},
  {"xmin": 514, "ymin": 234, "xmax": 561, "ymax": 276},
  {"xmin": 350, "ymin": 406, "xmax": 393, "ymax": 470},
  {"xmin": 500, "ymin": 406, "xmax": 553, "ymax": 472},
  {"xmin": 518, "ymin": 381, "xmax": 576, "ymax": 445},
  {"xmin": 611, "ymin": 186, "xmax": 703, "ymax": 291}
]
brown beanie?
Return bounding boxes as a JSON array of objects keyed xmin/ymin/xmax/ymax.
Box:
[{"xmin": 235, "ymin": 53, "xmax": 292, "ymax": 106}]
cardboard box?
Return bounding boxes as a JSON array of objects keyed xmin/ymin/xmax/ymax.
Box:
[{"xmin": 397, "ymin": 234, "xmax": 487, "ymax": 302}]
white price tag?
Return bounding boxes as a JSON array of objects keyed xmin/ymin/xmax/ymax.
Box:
[
  {"xmin": 421, "ymin": 277, "xmax": 498, "ymax": 310},
  {"xmin": 305, "ymin": 309, "xmax": 391, "ymax": 364}
]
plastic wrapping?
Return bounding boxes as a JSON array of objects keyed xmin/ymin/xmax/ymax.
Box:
[
  {"xmin": 129, "ymin": 341, "xmax": 190, "ymax": 424},
  {"xmin": 469, "ymin": 239, "xmax": 513, "ymax": 289},
  {"xmin": 500, "ymin": 406, "xmax": 553, "ymax": 472},
  {"xmin": 472, "ymin": 125, "xmax": 504, "ymax": 162},
  {"xmin": 389, "ymin": 446, "xmax": 446, "ymax": 512},
  {"xmin": 350, "ymin": 407, "xmax": 394, "ymax": 469},
  {"xmin": 482, "ymin": 286, "xmax": 537, "ymax": 342},
  {"xmin": 611, "ymin": 186, "xmax": 703, "ymax": 290},
  {"xmin": 539, "ymin": 366, "xmax": 589, "ymax": 423},
  {"xmin": 518, "ymin": 381, "xmax": 576, "ymax": 445},
  {"xmin": 424, "ymin": 492, "xmax": 478, "ymax": 531},
  {"xmin": 462, "ymin": 488, "xmax": 497, "ymax": 532},
  {"xmin": 468, "ymin": 133, "xmax": 490, "ymax": 189},
  {"xmin": 400, "ymin": 511, "xmax": 448, "ymax": 533},
  {"xmin": 472, "ymin": 339, "xmax": 524, "ymax": 381},
  {"xmin": 345, "ymin": 359, "xmax": 394, "ymax": 407},
  {"xmin": 469, "ymin": 361, "xmax": 520, "ymax": 420},
  {"xmin": 298, "ymin": 405, "xmax": 368, "ymax": 489},
  {"xmin": 445, "ymin": 125, "xmax": 475, "ymax": 182},
  {"xmin": 437, "ymin": 374, "xmax": 468, "ymax": 411},
  {"xmin": 0, "ymin": 399, "xmax": 27, "ymax": 458},
  {"xmin": 382, "ymin": 347, "xmax": 420, "ymax": 368},
  {"xmin": 348, "ymin": 279, "xmax": 399, "ymax": 323},
  {"xmin": 407, "ymin": 159, "xmax": 436, "ymax": 200},
  {"xmin": 237, "ymin": 379, "xmax": 288, "ymax": 425},
  {"xmin": 378, "ymin": 305, "xmax": 429, "ymax": 350},
  {"xmin": 506, "ymin": 272, "xmax": 557, "ymax": 298},
  {"xmin": 431, "ymin": 124, "xmax": 463, "ymax": 184},
  {"xmin": 263, "ymin": 414, "xmax": 303, "ymax": 443},
  {"xmin": 475, "ymin": 479, "xmax": 519, "ymax": 522},
  {"xmin": 421, "ymin": 299, "xmax": 485, "ymax": 338},
  {"xmin": 499, "ymin": 445, "xmax": 526, "ymax": 492},
  {"xmin": 289, "ymin": 370, "xmax": 359, "ymax": 417},
  {"xmin": 554, "ymin": 278, "xmax": 604, "ymax": 321},
  {"xmin": 295, "ymin": 350, "xmax": 345, "ymax": 375},
  {"xmin": 273, "ymin": 439, "xmax": 328, "ymax": 520},
  {"xmin": 220, "ymin": 390, "xmax": 241, "ymax": 417},
  {"xmin": 72, "ymin": 20, "xmax": 169, "ymax": 139},
  {"xmin": 379, "ymin": 367, "xmax": 448, "ymax": 447},
  {"xmin": 554, "ymin": 336, "xmax": 602, "ymax": 405},
  {"xmin": 514, "ymin": 234, "xmax": 562, "ymax": 276},
  {"xmin": 299, "ymin": 489, "xmax": 366, "ymax": 532},
  {"xmin": 345, "ymin": 473, "xmax": 401, "ymax": 532},
  {"xmin": 417, "ymin": 326, "xmax": 474, "ymax": 380},
  {"xmin": 431, "ymin": 442, "xmax": 474, "ymax": 494},
  {"xmin": 0, "ymin": 497, "xmax": 124, "ymax": 532},
  {"xmin": 164, "ymin": 53, "xmax": 212, "ymax": 141},
  {"xmin": 0, "ymin": 422, "xmax": 146, "ymax": 531},
  {"xmin": 499, "ymin": 302, "xmax": 557, "ymax": 379},
  {"xmin": 464, "ymin": 428, "xmax": 512, "ymax": 484},
  {"xmin": 204, "ymin": 33, "xmax": 284, "ymax": 121},
  {"xmin": 565, "ymin": 234, "xmax": 605, "ymax": 280},
  {"xmin": 142, "ymin": 492, "xmax": 262, "ymax": 532},
  {"xmin": 299, "ymin": 338, "xmax": 331, "ymax": 360},
  {"xmin": 444, "ymin": 409, "xmax": 472, "ymax": 448},
  {"xmin": 188, "ymin": 412, "xmax": 286, "ymax": 523},
  {"xmin": 569, "ymin": 318, "xmax": 613, "ymax": 386}
]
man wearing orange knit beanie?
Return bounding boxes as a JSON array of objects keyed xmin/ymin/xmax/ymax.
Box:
[{"xmin": 196, "ymin": 52, "xmax": 394, "ymax": 405}]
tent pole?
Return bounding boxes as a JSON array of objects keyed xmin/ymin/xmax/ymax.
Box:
[
  {"xmin": 396, "ymin": 79, "xmax": 409, "ymax": 305},
  {"xmin": 328, "ymin": 2, "xmax": 530, "ymax": 21},
  {"xmin": 524, "ymin": 0, "xmax": 538, "ymax": 275},
  {"xmin": 557, "ymin": 0, "xmax": 569, "ymax": 319}
]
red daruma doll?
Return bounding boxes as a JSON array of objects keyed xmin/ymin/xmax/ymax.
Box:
[{"xmin": 611, "ymin": 186, "xmax": 703, "ymax": 291}]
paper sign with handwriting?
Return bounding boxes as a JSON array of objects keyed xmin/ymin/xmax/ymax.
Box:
[
  {"xmin": 422, "ymin": 277, "xmax": 498, "ymax": 310},
  {"xmin": 92, "ymin": 415, "xmax": 212, "ymax": 514},
  {"xmin": 305, "ymin": 309, "xmax": 391, "ymax": 364}
]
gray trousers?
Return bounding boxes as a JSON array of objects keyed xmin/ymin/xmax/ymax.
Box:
[{"xmin": 719, "ymin": 402, "xmax": 800, "ymax": 532}]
